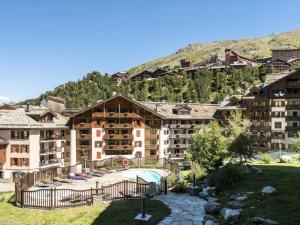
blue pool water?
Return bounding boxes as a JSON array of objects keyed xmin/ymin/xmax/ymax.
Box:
[{"xmin": 122, "ymin": 170, "xmax": 161, "ymax": 183}]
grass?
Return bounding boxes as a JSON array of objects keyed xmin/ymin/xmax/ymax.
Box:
[
  {"xmin": 0, "ymin": 193, "xmax": 170, "ymax": 225},
  {"xmin": 215, "ymin": 162, "xmax": 300, "ymax": 225}
]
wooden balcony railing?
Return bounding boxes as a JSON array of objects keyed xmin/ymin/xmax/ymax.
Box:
[
  {"xmin": 103, "ymin": 123, "xmax": 133, "ymax": 129},
  {"xmin": 76, "ymin": 134, "xmax": 92, "ymax": 139},
  {"xmin": 103, "ymin": 145, "xmax": 133, "ymax": 151},
  {"xmin": 75, "ymin": 123, "xmax": 92, "ymax": 129},
  {"xmin": 286, "ymin": 116, "xmax": 300, "ymax": 121},
  {"xmin": 286, "ymin": 105, "xmax": 300, "ymax": 110},
  {"xmin": 145, "ymin": 134, "xmax": 159, "ymax": 139},
  {"xmin": 103, "ymin": 134, "xmax": 133, "ymax": 139},
  {"xmin": 145, "ymin": 144, "xmax": 158, "ymax": 150}
]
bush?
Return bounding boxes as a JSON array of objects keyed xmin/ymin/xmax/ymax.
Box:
[
  {"xmin": 260, "ymin": 154, "xmax": 272, "ymax": 164},
  {"xmin": 207, "ymin": 165, "xmax": 244, "ymax": 192},
  {"xmin": 168, "ymin": 172, "xmax": 187, "ymax": 193}
]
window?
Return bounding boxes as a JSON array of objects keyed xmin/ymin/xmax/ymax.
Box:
[
  {"xmin": 150, "ymin": 129, "xmax": 156, "ymax": 134},
  {"xmin": 96, "ymin": 130, "xmax": 101, "ymax": 137},
  {"xmin": 150, "ymin": 140, "xmax": 156, "ymax": 145},
  {"xmin": 163, "ymin": 130, "xmax": 169, "ymax": 135},
  {"xmin": 164, "ymin": 140, "xmax": 169, "ymax": 145},
  {"xmin": 135, "ymin": 141, "xmax": 142, "ymax": 147},
  {"xmin": 97, "ymin": 152, "xmax": 101, "ymax": 159},
  {"xmin": 150, "ymin": 150, "xmax": 156, "ymax": 155},
  {"xmin": 95, "ymin": 141, "xmax": 102, "ymax": 148},
  {"xmin": 136, "ymin": 130, "xmax": 141, "ymax": 137},
  {"xmin": 274, "ymin": 122, "xmax": 282, "ymax": 129}
]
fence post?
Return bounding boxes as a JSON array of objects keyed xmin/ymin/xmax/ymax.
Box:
[
  {"xmin": 96, "ymin": 181, "xmax": 99, "ymax": 195},
  {"xmin": 53, "ymin": 187, "xmax": 56, "ymax": 209},
  {"xmin": 164, "ymin": 179, "xmax": 167, "ymax": 195},
  {"xmin": 91, "ymin": 188, "xmax": 94, "ymax": 205},
  {"xmin": 123, "ymin": 180, "xmax": 126, "ymax": 199},
  {"xmin": 21, "ymin": 189, "xmax": 24, "ymax": 208},
  {"xmin": 50, "ymin": 188, "xmax": 53, "ymax": 209}
]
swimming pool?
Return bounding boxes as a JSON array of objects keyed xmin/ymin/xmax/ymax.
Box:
[{"xmin": 121, "ymin": 170, "xmax": 161, "ymax": 183}]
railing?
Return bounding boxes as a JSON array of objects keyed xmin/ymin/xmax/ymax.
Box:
[
  {"xmin": 103, "ymin": 134, "xmax": 133, "ymax": 139},
  {"xmin": 74, "ymin": 123, "xmax": 92, "ymax": 129},
  {"xmin": 104, "ymin": 123, "xmax": 133, "ymax": 129},
  {"xmin": 145, "ymin": 144, "xmax": 158, "ymax": 150},
  {"xmin": 145, "ymin": 134, "xmax": 159, "ymax": 139},
  {"xmin": 286, "ymin": 105, "xmax": 300, "ymax": 110},
  {"xmin": 103, "ymin": 145, "xmax": 133, "ymax": 151},
  {"xmin": 15, "ymin": 180, "xmax": 150, "ymax": 209},
  {"xmin": 76, "ymin": 134, "xmax": 92, "ymax": 139},
  {"xmin": 286, "ymin": 116, "xmax": 300, "ymax": 121}
]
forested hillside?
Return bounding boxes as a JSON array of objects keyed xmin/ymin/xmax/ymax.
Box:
[{"xmin": 28, "ymin": 66, "xmax": 270, "ymax": 109}]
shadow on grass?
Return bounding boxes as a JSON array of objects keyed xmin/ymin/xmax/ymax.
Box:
[
  {"xmin": 216, "ymin": 163, "xmax": 300, "ymax": 225},
  {"xmin": 91, "ymin": 199, "xmax": 170, "ymax": 225}
]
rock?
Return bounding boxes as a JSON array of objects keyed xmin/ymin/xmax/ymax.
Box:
[
  {"xmin": 280, "ymin": 155, "xmax": 292, "ymax": 163},
  {"xmin": 204, "ymin": 215, "xmax": 218, "ymax": 222},
  {"xmin": 204, "ymin": 220, "xmax": 219, "ymax": 225},
  {"xmin": 236, "ymin": 195, "xmax": 247, "ymax": 201},
  {"xmin": 244, "ymin": 165, "xmax": 263, "ymax": 174},
  {"xmin": 204, "ymin": 202, "xmax": 221, "ymax": 214},
  {"xmin": 261, "ymin": 186, "xmax": 277, "ymax": 195},
  {"xmin": 220, "ymin": 208, "xmax": 241, "ymax": 220},
  {"xmin": 199, "ymin": 190, "xmax": 209, "ymax": 198},
  {"xmin": 227, "ymin": 200, "xmax": 245, "ymax": 209},
  {"xmin": 207, "ymin": 197, "xmax": 219, "ymax": 203},
  {"xmin": 252, "ymin": 217, "xmax": 279, "ymax": 225}
]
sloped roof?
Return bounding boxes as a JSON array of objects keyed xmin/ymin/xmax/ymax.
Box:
[
  {"xmin": 0, "ymin": 137, "xmax": 8, "ymax": 145},
  {"xmin": 0, "ymin": 107, "xmax": 68, "ymax": 129},
  {"xmin": 139, "ymin": 101, "xmax": 219, "ymax": 119}
]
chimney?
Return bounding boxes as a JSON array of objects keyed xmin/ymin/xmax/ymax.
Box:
[
  {"xmin": 25, "ymin": 103, "xmax": 32, "ymax": 112},
  {"xmin": 155, "ymin": 104, "xmax": 158, "ymax": 111},
  {"xmin": 112, "ymin": 91, "xmax": 117, "ymax": 97}
]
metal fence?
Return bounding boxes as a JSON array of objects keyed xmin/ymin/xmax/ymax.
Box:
[{"xmin": 15, "ymin": 180, "xmax": 150, "ymax": 209}]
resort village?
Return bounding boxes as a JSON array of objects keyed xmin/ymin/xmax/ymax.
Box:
[{"xmin": 0, "ymin": 47, "xmax": 300, "ymax": 224}]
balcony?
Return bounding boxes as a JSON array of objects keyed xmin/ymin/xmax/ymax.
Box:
[
  {"xmin": 103, "ymin": 145, "xmax": 133, "ymax": 151},
  {"xmin": 169, "ymin": 153, "xmax": 184, "ymax": 159},
  {"xmin": 77, "ymin": 134, "xmax": 92, "ymax": 139},
  {"xmin": 250, "ymin": 136, "xmax": 270, "ymax": 142},
  {"xmin": 250, "ymin": 115, "xmax": 270, "ymax": 120},
  {"xmin": 250, "ymin": 126, "xmax": 271, "ymax": 132},
  {"xmin": 286, "ymin": 116, "xmax": 300, "ymax": 121},
  {"xmin": 145, "ymin": 144, "xmax": 158, "ymax": 150},
  {"xmin": 104, "ymin": 123, "xmax": 133, "ymax": 129},
  {"xmin": 286, "ymin": 81, "xmax": 300, "ymax": 88},
  {"xmin": 251, "ymin": 105, "xmax": 270, "ymax": 111},
  {"xmin": 169, "ymin": 144, "xmax": 187, "ymax": 149},
  {"xmin": 40, "ymin": 158, "xmax": 62, "ymax": 167},
  {"xmin": 92, "ymin": 112, "xmax": 105, "ymax": 117},
  {"xmin": 170, "ymin": 124, "xmax": 193, "ymax": 129},
  {"xmin": 286, "ymin": 126, "xmax": 300, "ymax": 132},
  {"xmin": 286, "ymin": 105, "xmax": 300, "ymax": 110},
  {"xmin": 103, "ymin": 134, "xmax": 133, "ymax": 139},
  {"xmin": 169, "ymin": 134, "xmax": 191, "ymax": 139},
  {"xmin": 40, "ymin": 147, "xmax": 62, "ymax": 155},
  {"xmin": 77, "ymin": 144, "xmax": 91, "ymax": 150},
  {"xmin": 40, "ymin": 135, "xmax": 64, "ymax": 141},
  {"xmin": 145, "ymin": 134, "xmax": 159, "ymax": 139},
  {"xmin": 75, "ymin": 123, "xmax": 92, "ymax": 129}
]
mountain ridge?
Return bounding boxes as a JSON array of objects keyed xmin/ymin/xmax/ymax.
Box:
[{"xmin": 128, "ymin": 29, "xmax": 300, "ymax": 74}]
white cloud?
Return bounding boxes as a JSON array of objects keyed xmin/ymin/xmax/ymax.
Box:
[{"xmin": 0, "ymin": 96, "xmax": 11, "ymax": 103}]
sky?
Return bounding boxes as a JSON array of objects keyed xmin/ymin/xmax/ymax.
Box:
[{"xmin": 1, "ymin": 0, "xmax": 300, "ymax": 103}]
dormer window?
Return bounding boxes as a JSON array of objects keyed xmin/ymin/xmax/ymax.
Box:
[{"xmin": 172, "ymin": 104, "xmax": 192, "ymax": 115}]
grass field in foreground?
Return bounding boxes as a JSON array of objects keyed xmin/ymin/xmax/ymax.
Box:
[
  {"xmin": 216, "ymin": 162, "xmax": 300, "ymax": 225},
  {"xmin": 0, "ymin": 193, "xmax": 170, "ymax": 225}
]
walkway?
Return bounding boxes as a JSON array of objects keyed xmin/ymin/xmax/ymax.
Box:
[{"xmin": 155, "ymin": 193, "xmax": 206, "ymax": 225}]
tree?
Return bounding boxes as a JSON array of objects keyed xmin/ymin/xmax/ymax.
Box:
[
  {"xmin": 292, "ymin": 132, "xmax": 300, "ymax": 152},
  {"xmin": 187, "ymin": 121, "xmax": 227, "ymax": 171},
  {"xmin": 226, "ymin": 111, "xmax": 253, "ymax": 163}
]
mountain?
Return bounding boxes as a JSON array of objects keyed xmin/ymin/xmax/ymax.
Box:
[{"xmin": 129, "ymin": 29, "xmax": 300, "ymax": 75}]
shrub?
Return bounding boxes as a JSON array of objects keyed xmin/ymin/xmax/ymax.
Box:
[
  {"xmin": 260, "ymin": 154, "xmax": 272, "ymax": 164},
  {"xmin": 168, "ymin": 172, "xmax": 187, "ymax": 193},
  {"xmin": 206, "ymin": 165, "xmax": 244, "ymax": 192}
]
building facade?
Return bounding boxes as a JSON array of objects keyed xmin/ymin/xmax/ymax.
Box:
[
  {"xmin": 0, "ymin": 105, "xmax": 68, "ymax": 179},
  {"xmin": 241, "ymin": 69, "xmax": 300, "ymax": 152}
]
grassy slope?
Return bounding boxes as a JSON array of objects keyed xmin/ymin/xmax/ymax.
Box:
[
  {"xmin": 0, "ymin": 195, "xmax": 170, "ymax": 225},
  {"xmin": 216, "ymin": 162, "xmax": 300, "ymax": 225},
  {"xmin": 129, "ymin": 29, "xmax": 300, "ymax": 74}
]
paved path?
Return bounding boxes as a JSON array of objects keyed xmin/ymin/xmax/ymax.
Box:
[{"xmin": 155, "ymin": 193, "xmax": 206, "ymax": 225}]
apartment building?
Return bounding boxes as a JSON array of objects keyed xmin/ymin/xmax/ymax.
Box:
[
  {"xmin": 0, "ymin": 105, "xmax": 68, "ymax": 179},
  {"xmin": 239, "ymin": 69, "xmax": 300, "ymax": 152},
  {"xmin": 66, "ymin": 95, "xmax": 218, "ymax": 168}
]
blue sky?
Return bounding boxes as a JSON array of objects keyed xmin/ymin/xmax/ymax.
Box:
[{"xmin": 0, "ymin": 0, "xmax": 300, "ymax": 103}]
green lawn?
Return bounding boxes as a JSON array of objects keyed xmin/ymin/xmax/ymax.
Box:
[
  {"xmin": 216, "ymin": 162, "xmax": 300, "ymax": 225},
  {"xmin": 0, "ymin": 193, "xmax": 170, "ymax": 225}
]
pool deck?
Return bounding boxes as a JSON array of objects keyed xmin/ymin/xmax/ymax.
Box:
[{"xmin": 28, "ymin": 168, "xmax": 168, "ymax": 191}]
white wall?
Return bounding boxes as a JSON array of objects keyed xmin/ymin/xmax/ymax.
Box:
[
  {"xmin": 133, "ymin": 128, "xmax": 144, "ymax": 158},
  {"xmin": 92, "ymin": 128, "xmax": 104, "ymax": 160}
]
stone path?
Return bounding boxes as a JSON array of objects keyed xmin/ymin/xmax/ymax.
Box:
[{"xmin": 154, "ymin": 193, "xmax": 206, "ymax": 225}]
